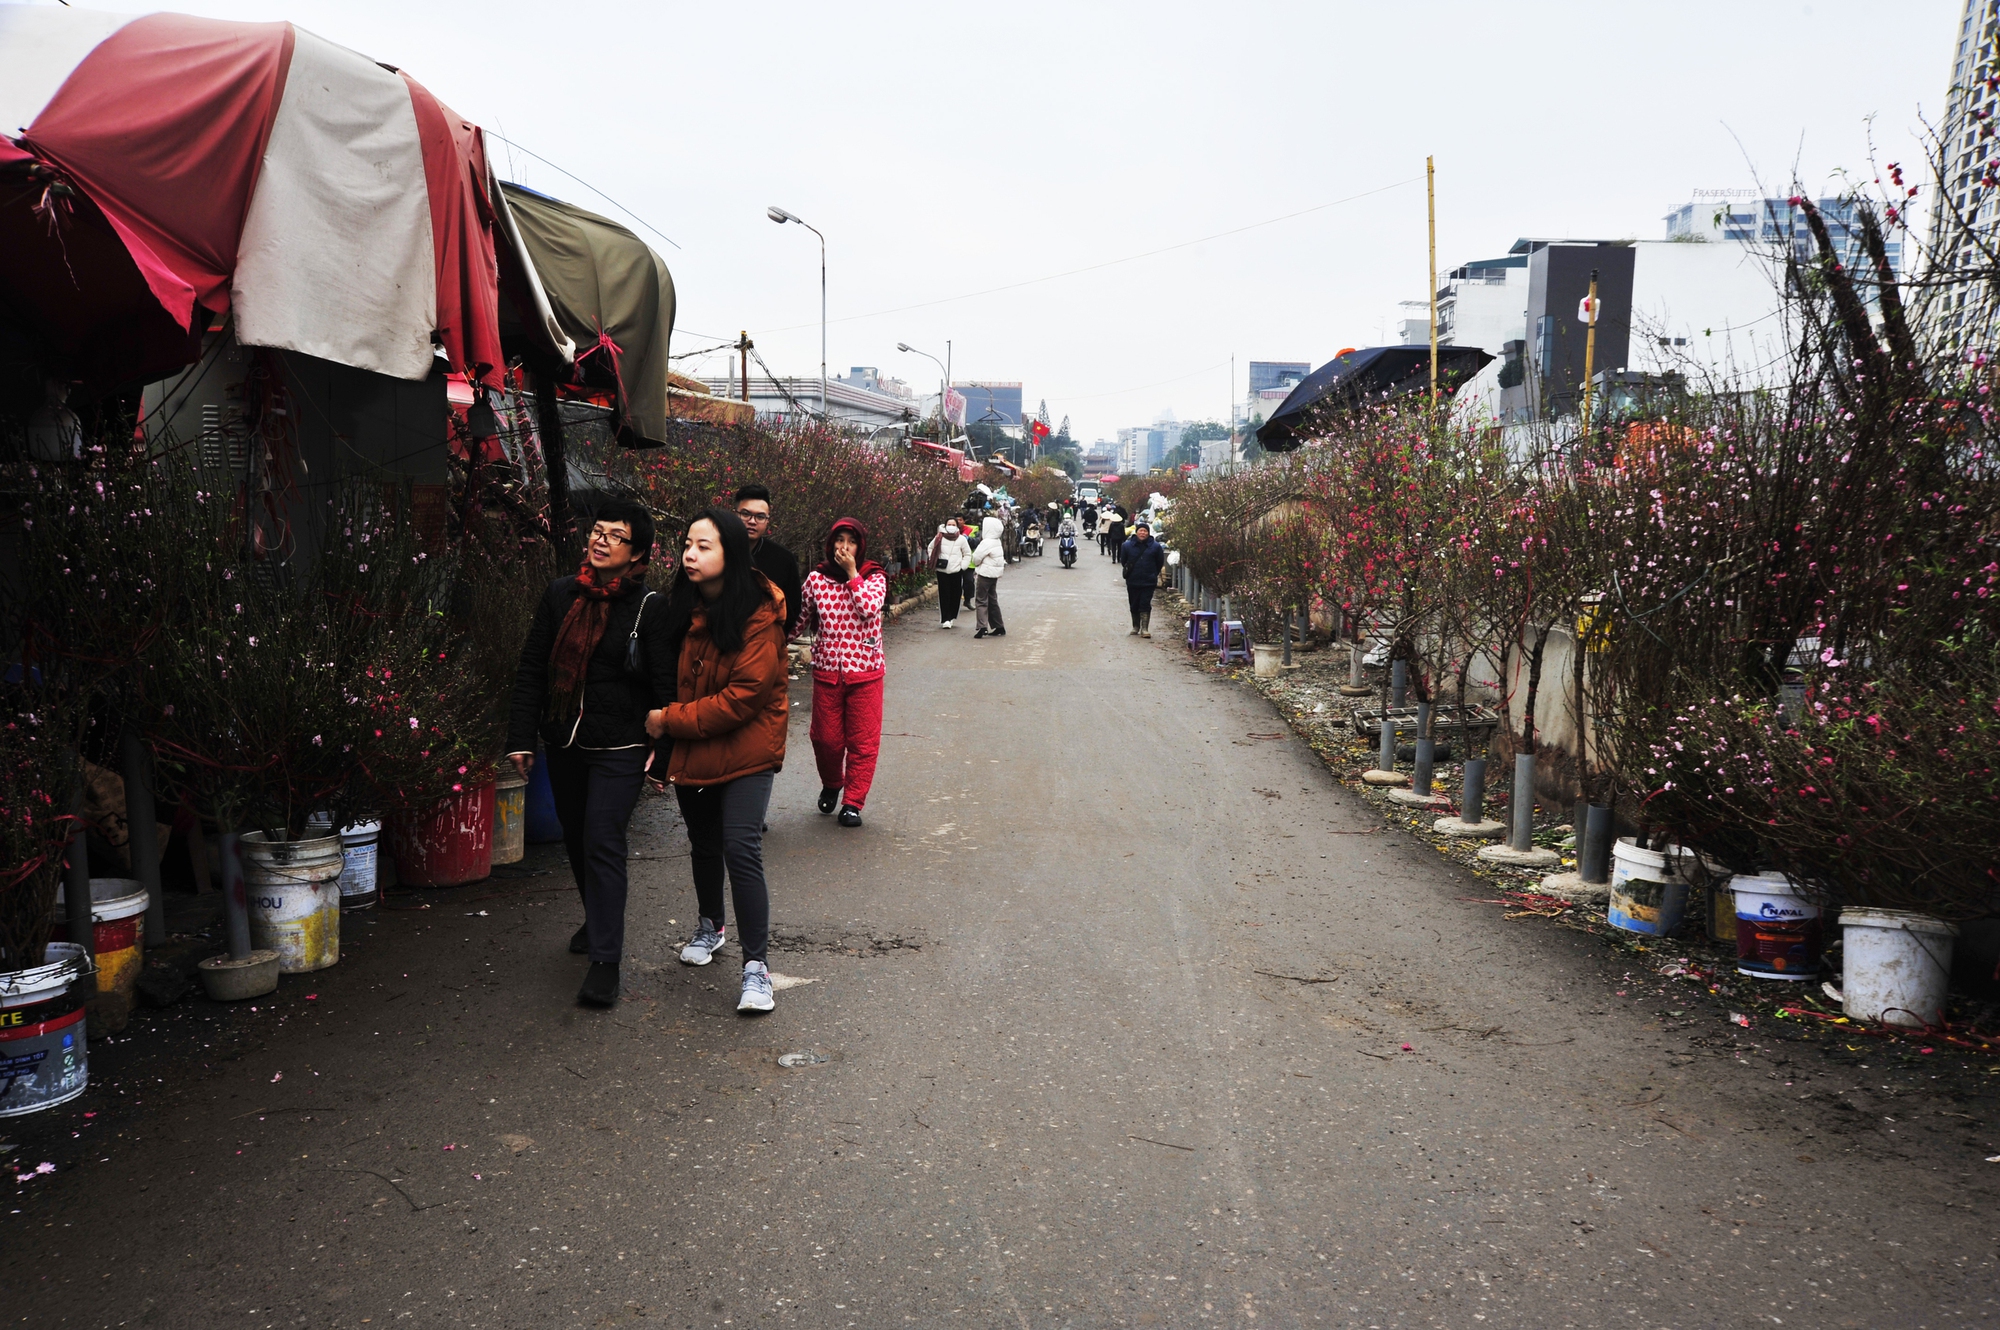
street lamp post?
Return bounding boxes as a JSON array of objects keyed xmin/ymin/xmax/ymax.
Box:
[
  {"xmin": 767, "ymin": 206, "xmax": 826, "ymax": 416},
  {"xmin": 897, "ymin": 340, "xmax": 952, "ymax": 443}
]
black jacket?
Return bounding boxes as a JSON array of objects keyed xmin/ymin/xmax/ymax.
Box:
[
  {"xmin": 506, "ymin": 576, "xmax": 680, "ymax": 754},
  {"xmin": 752, "ymin": 537, "xmax": 802, "ymax": 637},
  {"xmin": 1119, "ymin": 535, "xmax": 1168, "ymax": 588}
]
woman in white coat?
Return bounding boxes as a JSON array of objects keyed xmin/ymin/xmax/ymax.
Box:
[
  {"xmin": 929, "ymin": 518, "xmax": 973, "ymax": 628},
  {"xmin": 971, "ymin": 515, "xmax": 1007, "ymax": 639}
]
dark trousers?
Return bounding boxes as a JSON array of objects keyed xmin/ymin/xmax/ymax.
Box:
[
  {"xmin": 545, "ymin": 745, "xmax": 648, "ymax": 964},
  {"xmin": 674, "ymin": 772, "xmax": 775, "ymax": 964},
  {"xmin": 938, "ymin": 569, "xmax": 963, "ymax": 622},
  {"xmin": 1127, "ymin": 582, "xmax": 1156, "ymax": 619},
  {"xmin": 975, "ymin": 575, "xmax": 1004, "ymax": 633}
]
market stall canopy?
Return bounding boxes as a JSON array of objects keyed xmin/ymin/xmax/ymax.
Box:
[
  {"xmin": 1256, "ymin": 345, "xmax": 1492, "ymax": 451},
  {"xmin": 0, "ymin": 6, "xmax": 567, "ymax": 389},
  {"xmin": 499, "ymin": 183, "xmax": 675, "ymax": 448}
]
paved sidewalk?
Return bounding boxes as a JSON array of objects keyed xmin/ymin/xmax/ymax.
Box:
[{"xmin": 3, "ymin": 554, "xmax": 1995, "ymax": 1328}]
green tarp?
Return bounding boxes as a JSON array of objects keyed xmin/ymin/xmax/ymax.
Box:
[{"xmin": 500, "ymin": 182, "xmax": 676, "ymax": 448}]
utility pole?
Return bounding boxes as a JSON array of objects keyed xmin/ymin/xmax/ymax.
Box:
[
  {"xmin": 1427, "ymin": 155, "xmax": 1439, "ymax": 406},
  {"xmin": 737, "ymin": 331, "xmax": 752, "ymax": 402},
  {"xmin": 1579, "ymin": 268, "xmax": 1600, "ymax": 434}
]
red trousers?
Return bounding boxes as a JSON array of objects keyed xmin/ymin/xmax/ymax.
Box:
[{"xmin": 810, "ymin": 674, "xmax": 884, "ymax": 808}]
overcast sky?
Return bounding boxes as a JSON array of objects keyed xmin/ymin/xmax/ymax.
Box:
[{"xmin": 19, "ymin": 0, "xmax": 1968, "ymax": 440}]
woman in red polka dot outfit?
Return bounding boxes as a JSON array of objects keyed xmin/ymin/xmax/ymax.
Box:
[{"xmin": 794, "ymin": 517, "xmax": 888, "ymax": 827}]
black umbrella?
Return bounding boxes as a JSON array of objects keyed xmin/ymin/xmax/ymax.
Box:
[{"xmin": 1256, "ymin": 345, "xmax": 1492, "ymax": 451}]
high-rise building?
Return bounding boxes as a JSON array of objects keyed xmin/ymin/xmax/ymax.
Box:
[
  {"xmin": 1935, "ymin": 1, "xmax": 1999, "ymax": 338},
  {"xmin": 1665, "ymin": 197, "xmax": 1901, "ymax": 281}
]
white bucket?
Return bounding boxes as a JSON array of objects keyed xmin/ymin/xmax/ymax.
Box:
[
  {"xmin": 1731, "ymin": 870, "xmax": 1823, "ymax": 980},
  {"xmin": 1608, "ymin": 838, "xmax": 1689, "ymax": 936},
  {"xmin": 1840, "ymin": 908, "xmax": 1958, "ymax": 1028},
  {"xmin": 307, "ymin": 815, "xmax": 382, "ymax": 911},
  {"xmin": 241, "ymin": 833, "xmax": 343, "ymax": 973},
  {"xmin": 0, "ymin": 943, "xmax": 88, "ymax": 1116}
]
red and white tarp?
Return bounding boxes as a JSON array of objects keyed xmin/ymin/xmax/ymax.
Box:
[{"xmin": 1, "ymin": 6, "xmax": 567, "ymax": 387}]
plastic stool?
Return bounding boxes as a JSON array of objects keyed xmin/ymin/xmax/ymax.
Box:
[
  {"xmin": 1186, "ymin": 611, "xmax": 1220, "ymax": 651},
  {"xmin": 1218, "ymin": 620, "xmax": 1251, "ymax": 665}
]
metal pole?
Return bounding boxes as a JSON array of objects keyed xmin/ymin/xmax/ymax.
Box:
[
  {"xmin": 120, "ymin": 725, "xmax": 165, "ymax": 946},
  {"xmin": 1582, "ymin": 804, "xmax": 1614, "ymax": 884},
  {"xmin": 1579, "ymin": 268, "xmax": 1600, "ymax": 431},
  {"xmin": 1377, "ymin": 711, "xmax": 1396, "ymax": 772},
  {"xmin": 1461, "ymin": 758, "xmax": 1488, "ymax": 824},
  {"xmin": 1390, "ymin": 658, "xmax": 1408, "ymax": 708},
  {"xmin": 1412, "ymin": 702, "xmax": 1434, "ymax": 796},
  {"xmin": 63, "ymin": 783, "xmax": 94, "ymax": 965},
  {"xmin": 1427, "ymin": 154, "xmax": 1439, "ymax": 405},
  {"xmin": 819, "ymin": 230, "xmax": 827, "ymax": 416},
  {"xmin": 1510, "ymin": 752, "xmax": 1537, "ymax": 853},
  {"xmin": 218, "ymin": 831, "xmax": 252, "ymax": 961},
  {"xmin": 1282, "ymin": 609, "xmax": 1293, "ymax": 667}
]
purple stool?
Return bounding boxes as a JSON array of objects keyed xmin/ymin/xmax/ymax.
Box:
[
  {"xmin": 1186, "ymin": 611, "xmax": 1220, "ymax": 651},
  {"xmin": 1218, "ymin": 619, "xmax": 1251, "ymax": 665}
]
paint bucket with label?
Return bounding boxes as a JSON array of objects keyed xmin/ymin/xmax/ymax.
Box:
[
  {"xmin": 388, "ymin": 780, "xmax": 495, "ymax": 887},
  {"xmin": 0, "ymin": 943, "xmax": 89, "ymax": 1117},
  {"xmin": 1839, "ymin": 908, "xmax": 1958, "ymax": 1028},
  {"xmin": 309, "ymin": 814, "xmax": 382, "ymax": 911},
  {"xmin": 1732, "ymin": 870, "xmax": 1823, "ymax": 980},
  {"xmin": 1608, "ymin": 838, "xmax": 1689, "ymax": 937},
  {"xmin": 241, "ymin": 832, "xmax": 343, "ymax": 973},
  {"xmin": 51, "ymin": 878, "xmax": 150, "ymax": 1002},
  {"xmin": 492, "ymin": 771, "xmax": 527, "ymax": 866}
]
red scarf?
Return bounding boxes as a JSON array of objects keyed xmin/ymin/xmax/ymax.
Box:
[{"xmin": 546, "ymin": 559, "xmax": 646, "ymax": 719}]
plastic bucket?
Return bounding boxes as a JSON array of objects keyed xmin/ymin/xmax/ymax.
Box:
[
  {"xmin": 1732, "ymin": 870, "xmax": 1823, "ymax": 980},
  {"xmin": 52, "ymin": 877, "xmax": 150, "ymax": 1002},
  {"xmin": 525, "ymin": 754, "xmax": 563, "ymax": 844},
  {"xmin": 0, "ymin": 943, "xmax": 89, "ymax": 1117},
  {"xmin": 389, "ymin": 780, "xmax": 495, "ymax": 888},
  {"xmin": 493, "ymin": 772, "xmax": 527, "ymax": 866},
  {"xmin": 306, "ymin": 814, "xmax": 383, "ymax": 911},
  {"xmin": 1608, "ymin": 838, "xmax": 1689, "ymax": 936},
  {"xmin": 241, "ymin": 832, "xmax": 343, "ymax": 973},
  {"xmin": 1840, "ymin": 908, "xmax": 1959, "ymax": 1028}
]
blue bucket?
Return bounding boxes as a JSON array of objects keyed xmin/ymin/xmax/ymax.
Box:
[{"xmin": 525, "ymin": 751, "xmax": 564, "ymax": 844}]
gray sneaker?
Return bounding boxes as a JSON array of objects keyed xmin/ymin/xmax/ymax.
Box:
[
  {"xmin": 738, "ymin": 960, "xmax": 774, "ymax": 1013},
  {"xmin": 679, "ymin": 917, "xmax": 727, "ymax": 966}
]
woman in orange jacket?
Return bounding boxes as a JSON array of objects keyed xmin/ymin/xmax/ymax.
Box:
[{"xmin": 645, "ymin": 506, "xmax": 789, "ymax": 1013}]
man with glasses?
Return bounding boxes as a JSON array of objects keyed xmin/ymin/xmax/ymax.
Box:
[{"xmin": 734, "ymin": 484, "xmax": 801, "ymax": 638}]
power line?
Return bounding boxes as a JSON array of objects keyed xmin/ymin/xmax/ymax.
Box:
[
  {"xmin": 759, "ymin": 176, "xmax": 1423, "ymax": 333},
  {"xmin": 487, "ymin": 132, "xmax": 682, "ymax": 251}
]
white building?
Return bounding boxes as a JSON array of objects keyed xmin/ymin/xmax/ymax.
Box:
[
  {"xmin": 1623, "ymin": 239, "xmax": 1787, "ymax": 386},
  {"xmin": 699, "ymin": 373, "xmax": 917, "ymax": 430}
]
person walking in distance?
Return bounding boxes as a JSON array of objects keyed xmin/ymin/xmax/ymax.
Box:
[
  {"xmin": 506, "ymin": 501, "xmax": 677, "ymax": 1008},
  {"xmin": 795, "ymin": 518, "xmax": 888, "ymax": 828},
  {"xmin": 732, "ymin": 484, "xmax": 802, "ymax": 640},
  {"xmin": 1103, "ymin": 506, "xmax": 1127, "ymax": 560},
  {"xmin": 971, "ymin": 514, "xmax": 1007, "ymax": 639},
  {"xmin": 1120, "ymin": 517, "xmax": 1168, "ymax": 638},
  {"xmin": 930, "ymin": 517, "xmax": 972, "ymax": 628},
  {"xmin": 647, "ymin": 507, "xmax": 789, "ymax": 1014}
]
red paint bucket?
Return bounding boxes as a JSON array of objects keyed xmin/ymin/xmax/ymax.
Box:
[{"xmin": 388, "ymin": 780, "xmax": 495, "ymax": 888}]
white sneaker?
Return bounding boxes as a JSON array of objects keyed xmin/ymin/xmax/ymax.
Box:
[
  {"xmin": 941, "ymin": 619, "xmax": 955, "ymax": 629},
  {"xmin": 738, "ymin": 960, "xmax": 775, "ymax": 1013},
  {"xmin": 679, "ymin": 917, "xmax": 727, "ymax": 966}
]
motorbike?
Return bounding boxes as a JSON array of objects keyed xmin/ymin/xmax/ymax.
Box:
[{"xmin": 1058, "ymin": 532, "xmax": 1078, "ymax": 567}]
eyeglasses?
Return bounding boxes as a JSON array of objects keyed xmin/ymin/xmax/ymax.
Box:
[
  {"xmin": 588, "ymin": 526, "xmax": 632, "ymax": 547},
  {"xmin": 734, "ymin": 508, "xmax": 771, "ymax": 524}
]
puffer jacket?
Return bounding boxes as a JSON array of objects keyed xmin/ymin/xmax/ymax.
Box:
[
  {"xmin": 662, "ymin": 574, "xmax": 789, "ymax": 787},
  {"xmin": 971, "ymin": 516, "xmax": 1007, "ymax": 577},
  {"xmin": 932, "ymin": 527, "xmax": 973, "ymax": 574},
  {"xmin": 507, "ymin": 576, "xmax": 677, "ymax": 754},
  {"xmin": 1120, "ymin": 534, "xmax": 1169, "ymax": 588}
]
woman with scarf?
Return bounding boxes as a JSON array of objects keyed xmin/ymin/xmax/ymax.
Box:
[
  {"xmin": 795, "ymin": 517, "xmax": 889, "ymax": 828},
  {"xmin": 507, "ymin": 500, "xmax": 676, "ymax": 1008},
  {"xmin": 646, "ymin": 507, "xmax": 789, "ymax": 1014}
]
